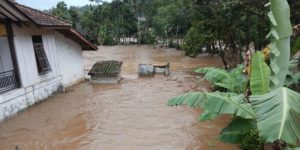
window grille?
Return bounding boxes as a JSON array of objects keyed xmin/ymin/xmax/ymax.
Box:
[
  {"xmin": 32, "ymin": 36, "xmax": 51, "ymax": 75},
  {"xmin": 0, "ymin": 70, "xmax": 17, "ymax": 93}
]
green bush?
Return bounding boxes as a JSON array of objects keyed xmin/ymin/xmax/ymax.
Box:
[
  {"xmin": 182, "ymin": 22, "xmax": 214, "ymax": 57},
  {"xmin": 100, "ymin": 35, "xmax": 117, "ymax": 46},
  {"xmin": 99, "ymin": 26, "xmax": 117, "ymax": 46},
  {"xmin": 138, "ymin": 29, "xmax": 156, "ymax": 45},
  {"xmin": 182, "ymin": 23, "xmax": 203, "ymax": 57}
]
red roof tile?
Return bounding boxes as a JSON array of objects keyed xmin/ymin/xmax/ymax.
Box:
[
  {"xmin": 8, "ymin": 1, "xmax": 71, "ymax": 27},
  {"xmin": 6, "ymin": 0, "xmax": 97, "ymax": 50}
]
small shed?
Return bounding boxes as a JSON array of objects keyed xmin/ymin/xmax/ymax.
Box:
[{"xmin": 88, "ymin": 61, "xmax": 123, "ymax": 83}]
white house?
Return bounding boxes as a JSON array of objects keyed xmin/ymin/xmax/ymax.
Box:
[{"xmin": 0, "ymin": 0, "xmax": 98, "ymax": 121}]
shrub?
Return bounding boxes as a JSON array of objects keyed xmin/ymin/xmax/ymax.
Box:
[
  {"xmin": 182, "ymin": 23, "xmax": 203, "ymax": 57},
  {"xmin": 99, "ymin": 26, "xmax": 117, "ymax": 46},
  {"xmin": 182, "ymin": 21, "xmax": 215, "ymax": 57},
  {"xmin": 138, "ymin": 29, "xmax": 156, "ymax": 45}
]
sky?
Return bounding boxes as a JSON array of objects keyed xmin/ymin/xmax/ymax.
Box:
[{"xmin": 16, "ymin": 0, "xmax": 109, "ymax": 10}]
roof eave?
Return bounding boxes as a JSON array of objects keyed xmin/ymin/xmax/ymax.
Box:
[
  {"xmin": 57, "ymin": 28, "xmax": 98, "ymax": 51},
  {"xmin": 5, "ymin": 0, "xmax": 98, "ymax": 51}
]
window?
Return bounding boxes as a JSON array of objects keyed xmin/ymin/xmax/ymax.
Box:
[
  {"xmin": 0, "ymin": 22, "xmax": 20, "ymax": 93},
  {"xmin": 32, "ymin": 36, "xmax": 51, "ymax": 75}
]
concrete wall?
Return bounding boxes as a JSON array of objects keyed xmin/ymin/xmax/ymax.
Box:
[
  {"xmin": 12, "ymin": 25, "xmax": 61, "ymax": 87},
  {"xmin": 0, "ymin": 76, "xmax": 63, "ymax": 121},
  {"xmin": 54, "ymin": 32, "xmax": 84, "ymax": 86},
  {"xmin": 0, "ymin": 24, "xmax": 84, "ymax": 121}
]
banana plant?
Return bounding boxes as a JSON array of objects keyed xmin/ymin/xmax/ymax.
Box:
[
  {"xmin": 266, "ymin": 0, "xmax": 292, "ymax": 89},
  {"xmin": 195, "ymin": 65, "xmax": 247, "ymax": 94},
  {"xmin": 168, "ymin": 0, "xmax": 300, "ymax": 149},
  {"xmin": 251, "ymin": 0, "xmax": 300, "ymax": 147},
  {"xmin": 168, "ymin": 51, "xmax": 269, "ymax": 145}
]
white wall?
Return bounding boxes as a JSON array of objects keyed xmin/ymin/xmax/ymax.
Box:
[
  {"xmin": 0, "ymin": 24, "xmax": 85, "ymax": 121},
  {"xmin": 54, "ymin": 32, "xmax": 84, "ymax": 86},
  {"xmin": 13, "ymin": 26, "xmax": 84, "ymax": 87},
  {"xmin": 12, "ymin": 24, "xmax": 61, "ymax": 87},
  {"xmin": 12, "ymin": 24, "xmax": 84, "ymax": 87}
]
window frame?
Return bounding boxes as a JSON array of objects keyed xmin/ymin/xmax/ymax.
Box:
[
  {"xmin": 0, "ymin": 20, "xmax": 21, "ymax": 91},
  {"xmin": 32, "ymin": 35, "xmax": 52, "ymax": 75}
]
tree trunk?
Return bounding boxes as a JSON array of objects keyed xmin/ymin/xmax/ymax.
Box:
[
  {"xmin": 218, "ymin": 40, "xmax": 228, "ymax": 70},
  {"xmin": 272, "ymin": 140, "xmax": 286, "ymax": 150}
]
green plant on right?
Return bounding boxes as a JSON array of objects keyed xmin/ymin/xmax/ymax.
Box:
[{"xmin": 168, "ymin": 0, "xmax": 300, "ymax": 149}]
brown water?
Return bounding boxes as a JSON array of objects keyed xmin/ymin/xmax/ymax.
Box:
[{"xmin": 0, "ymin": 45, "xmax": 238, "ymax": 150}]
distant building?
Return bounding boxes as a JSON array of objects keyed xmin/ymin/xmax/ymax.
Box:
[{"xmin": 0, "ymin": 0, "xmax": 97, "ymax": 121}]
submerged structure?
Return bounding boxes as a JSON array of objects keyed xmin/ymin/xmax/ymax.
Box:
[
  {"xmin": 138, "ymin": 63, "xmax": 170, "ymax": 77},
  {"xmin": 88, "ymin": 61, "xmax": 123, "ymax": 83}
]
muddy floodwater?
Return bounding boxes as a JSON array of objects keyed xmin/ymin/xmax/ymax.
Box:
[{"xmin": 0, "ymin": 45, "xmax": 238, "ymax": 150}]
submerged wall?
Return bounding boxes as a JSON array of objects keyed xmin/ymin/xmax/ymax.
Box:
[
  {"xmin": 0, "ymin": 24, "xmax": 84, "ymax": 121},
  {"xmin": 0, "ymin": 76, "xmax": 63, "ymax": 121}
]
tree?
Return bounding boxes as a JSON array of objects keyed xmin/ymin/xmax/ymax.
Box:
[
  {"xmin": 182, "ymin": 0, "xmax": 269, "ymax": 69},
  {"xmin": 51, "ymin": 1, "xmax": 71, "ymax": 20},
  {"xmin": 68, "ymin": 6, "xmax": 80, "ymax": 28},
  {"xmin": 169, "ymin": 1, "xmax": 300, "ymax": 149}
]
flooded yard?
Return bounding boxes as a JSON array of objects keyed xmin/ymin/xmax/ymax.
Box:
[{"xmin": 0, "ymin": 45, "xmax": 238, "ymax": 150}]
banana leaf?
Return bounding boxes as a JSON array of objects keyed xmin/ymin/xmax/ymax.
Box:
[
  {"xmin": 250, "ymin": 52, "xmax": 271, "ymax": 95},
  {"xmin": 219, "ymin": 118, "xmax": 256, "ymax": 144},
  {"xmin": 168, "ymin": 92, "xmax": 255, "ymax": 119},
  {"xmin": 250, "ymin": 87, "xmax": 300, "ymax": 146}
]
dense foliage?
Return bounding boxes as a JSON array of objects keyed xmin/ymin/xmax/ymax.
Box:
[
  {"xmin": 50, "ymin": 1, "xmax": 137, "ymax": 45},
  {"xmin": 168, "ymin": 0, "xmax": 300, "ymax": 150},
  {"xmin": 48, "ymin": 0, "xmax": 299, "ymax": 69},
  {"xmin": 183, "ymin": 0, "xmax": 269, "ymax": 68}
]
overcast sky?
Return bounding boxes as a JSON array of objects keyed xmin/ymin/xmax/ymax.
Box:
[{"xmin": 16, "ymin": 0, "xmax": 108, "ymax": 10}]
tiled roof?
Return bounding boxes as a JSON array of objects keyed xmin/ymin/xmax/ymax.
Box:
[
  {"xmin": 6, "ymin": 0, "xmax": 97, "ymax": 50},
  {"xmin": 88, "ymin": 61, "xmax": 123, "ymax": 77},
  {"xmin": 8, "ymin": 1, "xmax": 71, "ymax": 27},
  {"xmin": 57, "ymin": 29, "xmax": 98, "ymax": 50}
]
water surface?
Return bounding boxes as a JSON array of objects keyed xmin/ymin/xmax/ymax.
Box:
[{"xmin": 0, "ymin": 45, "xmax": 237, "ymax": 150}]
